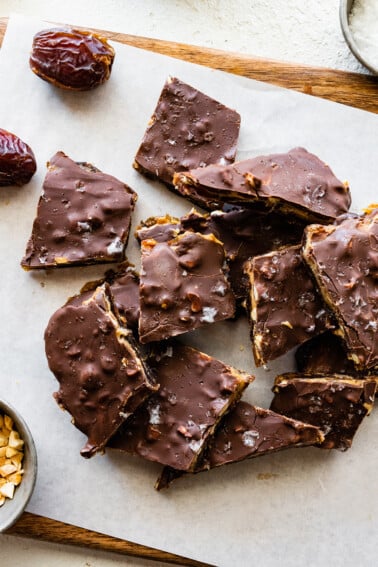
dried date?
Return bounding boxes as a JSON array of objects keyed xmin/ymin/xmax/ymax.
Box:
[
  {"xmin": 0, "ymin": 129, "xmax": 37, "ymax": 186},
  {"xmin": 30, "ymin": 28, "xmax": 115, "ymax": 91}
]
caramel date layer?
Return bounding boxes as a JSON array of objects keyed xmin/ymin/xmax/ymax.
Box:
[
  {"xmin": 133, "ymin": 77, "xmax": 240, "ymax": 186},
  {"xmin": 45, "ymin": 285, "xmax": 157, "ymax": 458},
  {"xmin": 270, "ymin": 373, "xmax": 376, "ymax": 451},
  {"xmin": 138, "ymin": 231, "xmax": 235, "ymax": 343},
  {"xmin": 245, "ymin": 245, "xmax": 333, "ymax": 367},
  {"xmin": 108, "ymin": 343, "xmax": 253, "ymax": 472},
  {"xmin": 302, "ymin": 209, "xmax": 378, "ymax": 370},
  {"xmin": 21, "ymin": 152, "xmax": 137, "ymax": 269}
]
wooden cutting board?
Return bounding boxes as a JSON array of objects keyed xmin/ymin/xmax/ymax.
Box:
[{"xmin": 0, "ymin": 15, "xmax": 377, "ymax": 567}]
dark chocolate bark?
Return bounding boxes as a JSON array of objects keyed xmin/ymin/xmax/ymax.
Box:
[
  {"xmin": 245, "ymin": 245, "xmax": 334, "ymax": 366},
  {"xmin": 138, "ymin": 231, "xmax": 235, "ymax": 343},
  {"xmin": 295, "ymin": 332, "xmax": 378, "ymax": 390},
  {"xmin": 45, "ymin": 285, "xmax": 157, "ymax": 458},
  {"xmin": 295, "ymin": 332, "xmax": 360, "ymax": 375},
  {"xmin": 181, "ymin": 207, "xmax": 306, "ymax": 300},
  {"xmin": 133, "ymin": 77, "xmax": 240, "ymax": 186},
  {"xmin": 136, "ymin": 208, "xmax": 306, "ymax": 301},
  {"xmin": 270, "ymin": 373, "xmax": 376, "ymax": 451},
  {"xmin": 21, "ymin": 152, "xmax": 137, "ymax": 269},
  {"xmin": 302, "ymin": 209, "xmax": 378, "ymax": 370},
  {"xmin": 105, "ymin": 264, "xmax": 140, "ymax": 330},
  {"xmin": 156, "ymin": 400, "xmax": 323, "ymax": 489},
  {"xmin": 174, "ymin": 148, "xmax": 351, "ymax": 222},
  {"xmin": 108, "ymin": 343, "xmax": 253, "ymax": 471},
  {"xmin": 135, "ymin": 214, "xmax": 181, "ymax": 244},
  {"xmin": 173, "ymin": 156, "xmax": 265, "ymax": 211}
]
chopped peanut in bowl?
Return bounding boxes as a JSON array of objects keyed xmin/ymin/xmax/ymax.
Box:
[{"xmin": 0, "ymin": 412, "xmax": 24, "ymax": 506}]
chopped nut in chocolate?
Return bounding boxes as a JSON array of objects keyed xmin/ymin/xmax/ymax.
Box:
[
  {"xmin": 174, "ymin": 148, "xmax": 351, "ymax": 222},
  {"xmin": 302, "ymin": 208, "xmax": 378, "ymax": 370},
  {"xmin": 21, "ymin": 152, "xmax": 137, "ymax": 269},
  {"xmin": 270, "ymin": 373, "xmax": 376, "ymax": 451},
  {"xmin": 245, "ymin": 245, "xmax": 334, "ymax": 367},
  {"xmin": 138, "ymin": 231, "xmax": 236, "ymax": 343},
  {"xmin": 45, "ymin": 284, "xmax": 157, "ymax": 458},
  {"xmin": 156, "ymin": 401, "xmax": 323, "ymax": 489},
  {"xmin": 133, "ymin": 77, "xmax": 240, "ymax": 186},
  {"xmin": 108, "ymin": 343, "xmax": 253, "ymax": 471}
]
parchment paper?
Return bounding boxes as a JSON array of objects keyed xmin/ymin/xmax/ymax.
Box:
[{"xmin": 0, "ymin": 15, "xmax": 377, "ymax": 567}]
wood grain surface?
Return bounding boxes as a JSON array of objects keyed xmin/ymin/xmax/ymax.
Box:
[
  {"xmin": 0, "ymin": 13, "xmax": 377, "ymax": 567},
  {"xmin": 1, "ymin": 17, "xmax": 376, "ymax": 113}
]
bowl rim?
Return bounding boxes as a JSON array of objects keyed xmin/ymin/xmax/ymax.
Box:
[
  {"xmin": 339, "ymin": 0, "xmax": 378, "ymax": 75},
  {"xmin": 0, "ymin": 398, "xmax": 38, "ymax": 533}
]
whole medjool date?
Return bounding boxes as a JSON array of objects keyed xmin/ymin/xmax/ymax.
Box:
[
  {"xmin": 30, "ymin": 28, "xmax": 115, "ymax": 91},
  {"xmin": 0, "ymin": 128, "xmax": 36, "ymax": 186}
]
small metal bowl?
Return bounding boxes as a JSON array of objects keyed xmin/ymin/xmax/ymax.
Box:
[
  {"xmin": 340, "ymin": 0, "xmax": 378, "ymax": 75},
  {"xmin": 0, "ymin": 399, "xmax": 37, "ymax": 532}
]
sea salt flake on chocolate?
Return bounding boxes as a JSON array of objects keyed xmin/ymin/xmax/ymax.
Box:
[
  {"xmin": 133, "ymin": 77, "xmax": 240, "ymax": 187},
  {"xmin": 138, "ymin": 231, "xmax": 235, "ymax": 343},
  {"xmin": 245, "ymin": 244, "xmax": 334, "ymax": 366},
  {"xmin": 21, "ymin": 152, "xmax": 137, "ymax": 269},
  {"xmin": 108, "ymin": 343, "xmax": 253, "ymax": 472},
  {"xmin": 44, "ymin": 284, "xmax": 156, "ymax": 458}
]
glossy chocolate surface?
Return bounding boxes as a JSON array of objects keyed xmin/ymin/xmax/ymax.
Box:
[
  {"xmin": 271, "ymin": 373, "xmax": 376, "ymax": 451},
  {"xmin": 303, "ymin": 209, "xmax": 378, "ymax": 369},
  {"xmin": 138, "ymin": 231, "xmax": 235, "ymax": 343},
  {"xmin": 45, "ymin": 285, "xmax": 156, "ymax": 458},
  {"xmin": 174, "ymin": 148, "xmax": 351, "ymax": 221},
  {"xmin": 245, "ymin": 245, "xmax": 333, "ymax": 366},
  {"xmin": 203, "ymin": 401, "xmax": 323, "ymax": 467},
  {"xmin": 105, "ymin": 264, "xmax": 140, "ymax": 330},
  {"xmin": 181, "ymin": 207, "xmax": 306, "ymax": 299},
  {"xmin": 21, "ymin": 152, "xmax": 137, "ymax": 269},
  {"xmin": 133, "ymin": 77, "xmax": 240, "ymax": 186},
  {"xmin": 155, "ymin": 401, "xmax": 323, "ymax": 489},
  {"xmin": 109, "ymin": 343, "xmax": 253, "ymax": 471}
]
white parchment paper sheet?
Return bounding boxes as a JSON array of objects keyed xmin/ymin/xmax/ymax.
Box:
[{"xmin": 0, "ymin": 15, "xmax": 377, "ymax": 567}]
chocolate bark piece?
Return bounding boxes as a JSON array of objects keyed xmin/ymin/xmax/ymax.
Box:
[
  {"xmin": 21, "ymin": 151, "xmax": 137, "ymax": 269},
  {"xmin": 105, "ymin": 263, "xmax": 140, "ymax": 330},
  {"xmin": 45, "ymin": 285, "xmax": 157, "ymax": 458},
  {"xmin": 295, "ymin": 332, "xmax": 378, "ymax": 389},
  {"xmin": 133, "ymin": 77, "xmax": 240, "ymax": 186},
  {"xmin": 173, "ymin": 157, "xmax": 265, "ymax": 211},
  {"xmin": 181, "ymin": 207, "xmax": 306, "ymax": 300},
  {"xmin": 135, "ymin": 214, "xmax": 181, "ymax": 244},
  {"xmin": 108, "ymin": 343, "xmax": 253, "ymax": 471},
  {"xmin": 138, "ymin": 231, "xmax": 235, "ymax": 343},
  {"xmin": 156, "ymin": 401, "xmax": 323, "ymax": 489},
  {"xmin": 302, "ymin": 209, "xmax": 378, "ymax": 370},
  {"xmin": 295, "ymin": 331, "xmax": 359, "ymax": 375},
  {"xmin": 270, "ymin": 373, "xmax": 376, "ymax": 451},
  {"xmin": 174, "ymin": 148, "xmax": 351, "ymax": 221},
  {"xmin": 245, "ymin": 245, "xmax": 334, "ymax": 367},
  {"xmin": 64, "ymin": 262, "xmax": 140, "ymax": 330}
]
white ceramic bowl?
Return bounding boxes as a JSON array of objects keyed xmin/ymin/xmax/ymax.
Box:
[
  {"xmin": 340, "ymin": 0, "xmax": 378, "ymax": 75},
  {"xmin": 0, "ymin": 399, "xmax": 37, "ymax": 532}
]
